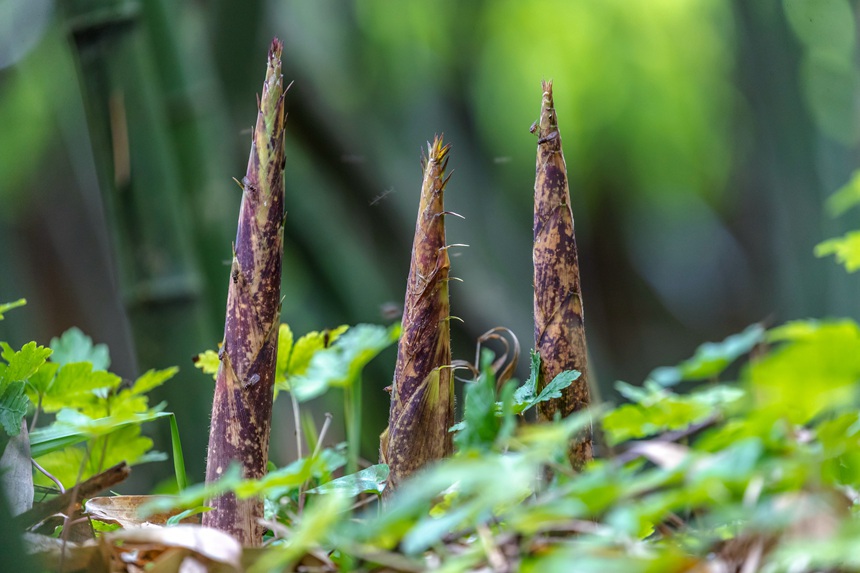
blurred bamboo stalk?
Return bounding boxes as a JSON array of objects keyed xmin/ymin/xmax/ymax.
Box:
[
  {"xmin": 381, "ymin": 136, "xmax": 455, "ymax": 494},
  {"xmin": 532, "ymin": 81, "xmax": 592, "ymax": 469},
  {"xmin": 59, "ymin": 0, "xmax": 213, "ymax": 481},
  {"xmin": 202, "ymin": 40, "xmax": 286, "ymax": 545}
]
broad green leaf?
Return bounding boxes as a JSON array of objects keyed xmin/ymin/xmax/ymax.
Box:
[
  {"xmin": 0, "ymin": 381, "xmax": 28, "ymax": 436},
  {"xmin": 193, "ymin": 349, "xmax": 220, "ymax": 379},
  {"xmin": 747, "ymin": 320, "xmax": 860, "ymax": 423},
  {"xmin": 0, "ymin": 299, "xmax": 26, "ymax": 320},
  {"xmin": 49, "ymin": 327, "xmax": 110, "ymax": 371},
  {"xmin": 648, "ymin": 324, "xmax": 765, "ymax": 386},
  {"xmin": 25, "ymin": 361, "xmax": 58, "ymax": 399},
  {"xmin": 292, "ymin": 324, "xmax": 399, "ymax": 401},
  {"xmin": 307, "ymin": 464, "xmax": 389, "ymax": 496},
  {"xmin": 39, "ymin": 362, "xmax": 121, "ymax": 413},
  {"xmin": 131, "ymin": 367, "xmax": 177, "ymax": 396},
  {"xmin": 0, "ymin": 341, "xmax": 52, "ymax": 383},
  {"xmin": 603, "ymin": 384, "xmax": 743, "ymax": 446},
  {"xmin": 34, "ymin": 424, "xmax": 159, "ymax": 488},
  {"xmin": 288, "ymin": 325, "xmax": 349, "ymax": 378},
  {"xmin": 815, "ymin": 232, "xmax": 860, "ymax": 273}
]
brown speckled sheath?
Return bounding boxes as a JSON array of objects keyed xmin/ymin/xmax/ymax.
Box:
[
  {"xmin": 533, "ymin": 81, "xmax": 593, "ymax": 470},
  {"xmin": 381, "ymin": 137, "xmax": 455, "ymax": 495},
  {"xmin": 202, "ymin": 39, "xmax": 286, "ymax": 545}
]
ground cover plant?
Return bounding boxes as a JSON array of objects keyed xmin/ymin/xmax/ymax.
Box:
[{"xmin": 3, "ymin": 39, "xmax": 860, "ymax": 573}]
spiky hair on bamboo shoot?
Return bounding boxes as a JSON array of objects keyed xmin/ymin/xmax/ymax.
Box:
[
  {"xmin": 203, "ymin": 39, "xmax": 287, "ymax": 545},
  {"xmin": 381, "ymin": 136, "xmax": 455, "ymax": 494},
  {"xmin": 532, "ymin": 80, "xmax": 593, "ymax": 470}
]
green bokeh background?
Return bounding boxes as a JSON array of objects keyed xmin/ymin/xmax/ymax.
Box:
[{"xmin": 1, "ymin": 0, "xmax": 859, "ymax": 488}]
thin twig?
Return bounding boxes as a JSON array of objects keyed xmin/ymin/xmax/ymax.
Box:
[
  {"xmin": 291, "ymin": 393, "xmax": 303, "ymax": 461},
  {"xmin": 31, "ymin": 458, "xmax": 65, "ymax": 494},
  {"xmin": 612, "ymin": 415, "xmax": 719, "ymax": 466},
  {"xmin": 60, "ymin": 444, "xmax": 91, "ymax": 573},
  {"xmin": 298, "ymin": 413, "xmax": 333, "ymax": 515}
]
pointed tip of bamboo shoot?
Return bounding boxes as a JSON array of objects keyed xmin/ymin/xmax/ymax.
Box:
[
  {"xmin": 539, "ymin": 80, "xmax": 557, "ymax": 136},
  {"xmin": 269, "ymin": 38, "xmax": 283, "ymax": 60},
  {"xmin": 422, "ymin": 135, "xmax": 451, "ymax": 171}
]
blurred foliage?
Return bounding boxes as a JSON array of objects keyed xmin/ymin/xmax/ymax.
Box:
[{"xmin": 2, "ymin": 0, "xmax": 860, "ymax": 489}]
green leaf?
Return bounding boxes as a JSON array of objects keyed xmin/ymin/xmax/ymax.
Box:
[
  {"xmin": 29, "ymin": 406, "xmax": 171, "ymax": 458},
  {"xmin": 826, "ymin": 170, "xmax": 860, "ymax": 217},
  {"xmin": 747, "ymin": 319, "xmax": 860, "ymax": 423},
  {"xmin": 508, "ymin": 352, "xmax": 579, "ymax": 415},
  {"xmin": 193, "ymin": 350, "xmax": 220, "ymax": 379},
  {"xmin": 39, "ymin": 362, "xmax": 121, "ymax": 413},
  {"xmin": 249, "ymin": 493, "xmax": 350, "ymax": 573},
  {"xmin": 307, "ymin": 464, "xmax": 389, "ymax": 496},
  {"xmin": 292, "ymin": 324, "xmax": 399, "ymax": 401},
  {"xmin": 602, "ymin": 384, "xmax": 743, "ymax": 446},
  {"xmin": 454, "ymin": 349, "xmax": 515, "ymax": 451},
  {"xmin": 130, "ymin": 367, "xmax": 177, "ymax": 396},
  {"xmin": 512, "ymin": 350, "xmax": 540, "ymax": 408},
  {"xmin": 168, "ymin": 413, "xmax": 187, "ymax": 491},
  {"xmin": 139, "ymin": 463, "xmax": 244, "ymax": 517},
  {"xmin": 815, "ymin": 232, "xmax": 860, "ymax": 273},
  {"xmin": 49, "ymin": 327, "xmax": 110, "ymax": 371},
  {"xmin": 0, "ymin": 341, "xmax": 52, "ymax": 383},
  {"xmin": 0, "ymin": 381, "xmax": 28, "ymax": 436},
  {"xmin": 530, "ymin": 370, "xmax": 580, "ymax": 411},
  {"xmin": 648, "ymin": 323, "xmax": 765, "ymax": 386},
  {"xmin": 166, "ymin": 506, "xmax": 212, "ymax": 525},
  {"xmin": 275, "ymin": 323, "xmax": 294, "ymax": 388},
  {"xmin": 33, "ymin": 424, "xmax": 159, "ymax": 488},
  {"xmin": 0, "ymin": 298, "xmax": 26, "ymax": 320},
  {"xmin": 25, "ymin": 361, "xmax": 58, "ymax": 398}
]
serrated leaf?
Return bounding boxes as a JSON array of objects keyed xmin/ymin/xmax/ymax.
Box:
[
  {"xmin": 454, "ymin": 349, "xmax": 504, "ymax": 450},
  {"xmin": 49, "ymin": 327, "xmax": 110, "ymax": 371},
  {"xmin": 0, "ymin": 341, "xmax": 52, "ymax": 383},
  {"xmin": 193, "ymin": 350, "xmax": 220, "ymax": 379},
  {"xmin": 307, "ymin": 464, "xmax": 389, "ymax": 496},
  {"xmin": 131, "ymin": 367, "xmax": 177, "ymax": 396},
  {"xmin": 512, "ymin": 351, "xmax": 540, "ymax": 408},
  {"xmin": 34, "ymin": 425, "xmax": 157, "ymax": 489},
  {"xmin": 0, "ymin": 381, "xmax": 28, "ymax": 436},
  {"xmin": 0, "ymin": 298, "xmax": 26, "ymax": 320},
  {"xmin": 25, "ymin": 361, "xmax": 58, "ymax": 398},
  {"xmin": 816, "ymin": 232, "xmax": 860, "ymax": 273},
  {"xmin": 289, "ymin": 325, "xmax": 349, "ymax": 375},
  {"xmin": 40, "ymin": 362, "xmax": 121, "ymax": 413},
  {"xmin": 510, "ymin": 351, "xmax": 578, "ymax": 415},
  {"xmin": 292, "ymin": 324, "xmax": 399, "ymax": 402},
  {"xmin": 648, "ymin": 323, "xmax": 765, "ymax": 386},
  {"xmin": 531, "ymin": 370, "xmax": 580, "ymax": 408}
]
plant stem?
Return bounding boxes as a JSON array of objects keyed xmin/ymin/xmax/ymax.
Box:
[
  {"xmin": 291, "ymin": 393, "xmax": 303, "ymax": 461},
  {"xmin": 31, "ymin": 459, "xmax": 65, "ymax": 494},
  {"xmin": 345, "ymin": 377, "xmax": 363, "ymax": 475}
]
